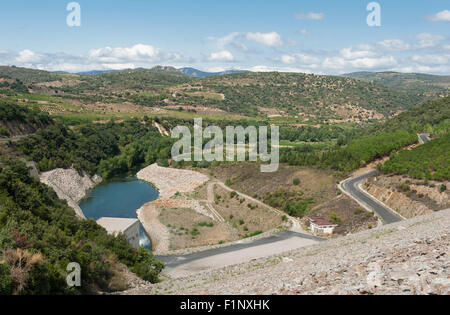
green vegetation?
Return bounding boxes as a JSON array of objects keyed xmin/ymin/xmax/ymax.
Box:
[
  {"xmin": 379, "ymin": 133, "xmax": 450, "ymax": 181},
  {"xmin": 330, "ymin": 212, "xmax": 343, "ymax": 225},
  {"xmin": 0, "ymin": 158, "xmax": 163, "ymax": 294},
  {"xmin": 281, "ymin": 96, "xmax": 450, "ymax": 172},
  {"xmin": 282, "ymin": 130, "xmax": 417, "ymax": 172},
  {"xmin": 18, "ymin": 118, "xmax": 174, "ymax": 177},
  {"xmin": 264, "ymin": 188, "xmax": 314, "ymax": 218},
  {"xmin": 0, "ymin": 100, "xmax": 52, "ymax": 134},
  {"xmin": 0, "ymin": 66, "xmax": 431, "ymax": 121},
  {"xmin": 244, "ymin": 231, "xmax": 263, "ymax": 238},
  {"xmin": 0, "ymin": 127, "xmax": 10, "ymax": 137},
  {"xmin": 345, "ymin": 71, "xmax": 449, "ymax": 98},
  {"xmin": 197, "ymin": 222, "xmax": 214, "ymax": 228}
]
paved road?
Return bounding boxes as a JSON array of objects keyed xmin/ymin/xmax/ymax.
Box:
[
  {"xmin": 341, "ymin": 133, "xmax": 433, "ymax": 224},
  {"xmin": 342, "ymin": 170, "xmax": 403, "ymax": 224},
  {"xmin": 157, "ymin": 231, "xmax": 324, "ymax": 277},
  {"xmin": 418, "ymin": 133, "xmax": 431, "ymax": 144}
]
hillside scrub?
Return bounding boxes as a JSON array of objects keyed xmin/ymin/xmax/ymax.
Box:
[{"xmin": 379, "ymin": 133, "xmax": 450, "ymax": 181}]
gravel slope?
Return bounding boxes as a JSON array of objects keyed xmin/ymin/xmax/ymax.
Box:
[{"xmin": 124, "ymin": 209, "xmax": 450, "ymax": 295}]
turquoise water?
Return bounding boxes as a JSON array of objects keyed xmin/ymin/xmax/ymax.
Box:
[{"xmin": 79, "ymin": 178, "xmax": 159, "ymax": 250}]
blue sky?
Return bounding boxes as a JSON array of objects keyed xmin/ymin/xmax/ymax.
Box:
[{"xmin": 0, "ymin": 0, "xmax": 449, "ymax": 74}]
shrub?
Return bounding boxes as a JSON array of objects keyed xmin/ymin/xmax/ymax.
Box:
[
  {"xmin": 330, "ymin": 212, "xmax": 342, "ymax": 224},
  {"xmin": 197, "ymin": 222, "xmax": 214, "ymax": 228},
  {"xmin": 0, "ymin": 263, "xmax": 12, "ymax": 295},
  {"xmin": 293, "ymin": 178, "xmax": 301, "ymax": 185},
  {"xmin": 441, "ymin": 184, "xmax": 447, "ymax": 193}
]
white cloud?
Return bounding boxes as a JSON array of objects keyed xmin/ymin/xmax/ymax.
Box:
[
  {"xmin": 88, "ymin": 44, "xmax": 161, "ymax": 63},
  {"xmin": 415, "ymin": 33, "xmax": 446, "ymax": 48},
  {"xmin": 246, "ymin": 32, "xmax": 283, "ymax": 47},
  {"xmin": 427, "ymin": 10, "xmax": 450, "ymax": 22},
  {"xmin": 232, "ymin": 42, "xmax": 248, "ymax": 52},
  {"xmin": 216, "ymin": 32, "xmax": 242, "ymax": 48},
  {"xmin": 322, "ymin": 56, "xmax": 398, "ymax": 72},
  {"xmin": 16, "ymin": 49, "xmax": 42, "ymax": 63},
  {"xmin": 295, "ymin": 12, "xmax": 325, "ymax": 20},
  {"xmin": 281, "ymin": 54, "xmax": 320, "ymax": 65},
  {"xmin": 377, "ymin": 39, "xmax": 411, "ymax": 51},
  {"xmin": 208, "ymin": 50, "xmax": 235, "ymax": 62},
  {"xmin": 248, "ymin": 65, "xmax": 317, "ymax": 74},
  {"xmin": 412, "ymin": 54, "xmax": 449, "ymax": 65},
  {"xmin": 340, "ymin": 45, "xmax": 377, "ymax": 59}
]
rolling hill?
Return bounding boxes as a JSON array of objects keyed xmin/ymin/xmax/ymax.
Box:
[
  {"xmin": 343, "ymin": 71, "xmax": 450, "ymax": 98},
  {"xmin": 0, "ymin": 65, "xmax": 446, "ymax": 122}
]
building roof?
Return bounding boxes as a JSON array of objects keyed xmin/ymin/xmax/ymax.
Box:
[
  {"xmin": 97, "ymin": 217, "xmax": 139, "ymax": 235},
  {"xmin": 309, "ymin": 217, "xmax": 338, "ymax": 227}
]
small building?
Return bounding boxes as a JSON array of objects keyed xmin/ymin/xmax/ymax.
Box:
[
  {"xmin": 309, "ymin": 217, "xmax": 338, "ymax": 236},
  {"xmin": 97, "ymin": 217, "xmax": 140, "ymax": 249}
]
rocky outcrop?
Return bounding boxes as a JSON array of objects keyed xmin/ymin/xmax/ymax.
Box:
[
  {"xmin": 363, "ymin": 175, "xmax": 449, "ymax": 219},
  {"xmin": 40, "ymin": 168, "xmax": 102, "ymax": 219}
]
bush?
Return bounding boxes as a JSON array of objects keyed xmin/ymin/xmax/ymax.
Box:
[
  {"xmin": 293, "ymin": 178, "xmax": 301, "ymax": 185},
  {"xmin": 197, "ymin": 222, "xmax": 214, "ymax": 228},
  {"xmin": 441, "ymin": 185, "xmax": 447, "ymax": 193},
  {"xmin": 0, "ymin": 127, "xmax": 10, "ymax": 137},
  {"xmin": 0, "ymin": 263, "xmax": 12, "ymax": 295},
  {"xmin": 330, "ymin": 212, "xmax": 342, "ymax": 224}
]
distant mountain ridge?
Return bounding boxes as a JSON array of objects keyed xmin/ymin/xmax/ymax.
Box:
[{"xmin": 178, "ymin": 67, "xmax": 250, "ymax": 78}]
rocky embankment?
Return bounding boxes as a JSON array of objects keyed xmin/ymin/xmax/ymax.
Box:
[
  {"xmin": 40, "ymin": 168, "xmax": 102, "ymax": 218},
  {"xmin": 364, "ymin": 176, "xmax": 449, "ymax": 219},
  {"xmin": 124, "ymin": 209, "xmax": 450, "ymax": 295}
]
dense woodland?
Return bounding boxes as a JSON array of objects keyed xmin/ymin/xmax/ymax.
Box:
[{"xmin": 18, "ymin": 118, "xmax": 174, "ymax": 177}]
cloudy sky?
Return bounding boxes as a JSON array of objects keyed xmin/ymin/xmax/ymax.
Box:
[{"xmin": 0, "ymin": 0, "xmax": 449, "ymax": 74}]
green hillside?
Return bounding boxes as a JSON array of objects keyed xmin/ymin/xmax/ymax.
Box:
[
  {"xmin": 281, "ymin": 96, "xmax": 450, "ymax": 173},
  {"xmin": 0, "ymin": 66, "xmax": 430, "ymax": 121},
  {"xmin": 344, "ymin": 71, "xmax": 449, "ymax": 98},
  {"xmin": 379, "ymin": 133, "xmax": 450, "ymax": 181}
]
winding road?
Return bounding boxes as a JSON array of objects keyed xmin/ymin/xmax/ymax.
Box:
[
  {"xmin": 341, "ymin": 170, "xmax": 403, "ymax": 224},
  {"xmin": 340, "ymin": 133, "xmax": 432, "ymax": 224},
  {"xmin": 157, "ymin": 231, "xmax": 324, "ymax": 278}
]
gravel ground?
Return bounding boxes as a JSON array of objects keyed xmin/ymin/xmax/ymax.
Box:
[
  {"xmin": 137, "ymin": 164, "xmax": 209, "ymax": 198},
  {"xmin": 124, "ymin": 209, "xmax": 450, "ymax": 295}
]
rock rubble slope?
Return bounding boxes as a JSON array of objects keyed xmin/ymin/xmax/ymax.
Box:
[{"xmin": 125, "ymin": 209, "xmax": 450, "ymax": 295}]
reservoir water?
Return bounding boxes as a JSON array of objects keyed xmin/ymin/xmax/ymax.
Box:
[{"xmin": 79, "ymin": 178, "xmax": 159, "ymax": 250}]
